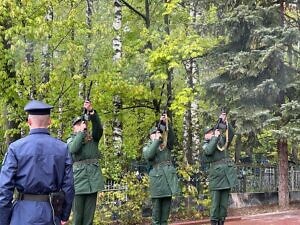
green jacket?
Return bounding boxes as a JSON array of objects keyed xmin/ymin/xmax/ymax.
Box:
[
  {"xmin": 67, "ymin": 111, "xmax": 104, "ymax": 194},
  {"xmin": 203, "ymin": 124, "xmax": 237, "ymax": 191},
  {"xmin": 143, "ymin": 127, "xmax": 180, "ymax": 198}
]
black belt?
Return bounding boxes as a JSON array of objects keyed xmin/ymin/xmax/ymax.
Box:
[
  {"xmin": 18, "ymin": 193, "xmax": 50, "ymax": 202},
  {"xmin": 211, "ymin": 158, "xmax": 230, "ymax": 166},
  {"xmin": 73, "ymin": 159, "xmax": 98, "ymax": 166},
  {"xmin": 153, "ymin": 160, "xmax": 171, "ymax": 168}
]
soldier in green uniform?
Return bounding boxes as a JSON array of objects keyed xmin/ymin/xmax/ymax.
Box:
[
  {"xmin": 202, "ymin": 112, "xmax": 237, "ymax": 225},
  {"xmin": 143, "ymin": 113, "xmax": 180, "ymax": 225},
  {"xmin": 67, "ymin": 100, "xmax": 104, "ymax": 225}
]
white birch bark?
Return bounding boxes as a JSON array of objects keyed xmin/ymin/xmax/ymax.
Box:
[
  {"xmin": 113, "ymin": 0, "xmax": 122, "ymax": 61},
  {"xmin": 112, "ymin": 0, "xmax": 123, "ymax": 155},
  {"xmin": 183, "ymin": 103, "xmax": 192, "ymax": 164},
  {"xmin": 25, "ymin": 41, "xmax": 36, "ymax": 99},
  {"xmin": 190, "ymin": 60, "xmax": 201, "ymax": 164},
  {"xmin": 57, "ymin": 98, "xmax": 63, "ymax": 140},
  {"xmin": 41, "ymin": 6, "xmax": 53, "ymax": 85},
  {"xmin": 183, "ymin": 58, "xmax": 200, "ymax": 164}
]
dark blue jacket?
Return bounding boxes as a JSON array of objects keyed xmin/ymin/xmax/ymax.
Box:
[{"xmin": 0, "ymin": 128, "xmax": 75, "ymax": 225}]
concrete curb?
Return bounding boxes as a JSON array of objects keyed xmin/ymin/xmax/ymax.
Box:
[{"xmin": 170, "ymin": 216, "xmax": 241, "ymax": 225}]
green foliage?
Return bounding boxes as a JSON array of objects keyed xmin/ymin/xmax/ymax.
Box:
[
  {"xmin": 176, "ymin": 156, "xmax": 211, "ymax": 219},
  {"xmin": 170, "ymin": 88, "xmax": 193, "ymax": 117},
  {"xmin": 95, "ymin": 172, "xmax": 150, "ymax": 225},
  {"xmin": 256, "ymin": 129, "xmax": 278, "ymax": 163},
  {"xmin": 147, "ymin": 33, "xmax": 221, "ymax": 74},
  {"xmin": 204, "ymin": 3, "xmax": 299, "ymax": 135}
]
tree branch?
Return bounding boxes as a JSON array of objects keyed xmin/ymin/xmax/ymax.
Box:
[
  {"xmin": 103, "ymin": 104, "xmax": 155, "ymax": 114},
  {"xmin": 120, "ymin": 0, "xmax": 147, "ymax": 22},
  {"xmin": 51, "ymin": 29, "xmax": 73, "ymax": 53},
  {"xmin": 52, "ymin": 79, "xmax": 75, "ymax": 107},
  {"xmin": 284, "ymin": 12, "xmax": 300, "ymax": 27}
]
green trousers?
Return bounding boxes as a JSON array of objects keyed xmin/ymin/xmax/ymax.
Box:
[
  {"xmin": 151, "ymin": 197, "xmax": 172, "ymax": 225},
  {"xmin": 210, "ymin": 189, "xmax": 230, "ymax": 221},
  {"xmin": 72, "ymin": 193, "xmax": 97, "ymax": 225}
]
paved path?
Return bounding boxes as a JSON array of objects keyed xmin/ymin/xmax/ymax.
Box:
[
  {"xmin": 171, "ymin": 209, "xmax": 300, "ymax": 225},
  {"xmin": 226, "ymin": 210, "xmax": 300, "ymax": 225}
]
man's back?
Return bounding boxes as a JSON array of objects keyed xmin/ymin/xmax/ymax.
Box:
[
  {"xmin": 10, "ymin": 129, "xmax": 69, "ymax": 193},
  {"xmin": 0, "ymin": 128, "xmax": 74, "ymax": 225}
]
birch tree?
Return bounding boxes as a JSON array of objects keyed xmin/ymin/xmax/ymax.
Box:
[
  {"xmin": 182, "ymin": 0, "xmax": 201, "ymax": 164},
  {"xmin": 112, "ymin": 0, "xmax": 123, "ymax": 155},
  {"xmin": 41, "ymin": 5, "xmax": 53, "ymax": 87}
]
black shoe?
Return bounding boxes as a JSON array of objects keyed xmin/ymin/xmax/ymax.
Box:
[
  {"xmin": 218, "ymin": 220, "xmax": 224, "ymax": 225},
  {"xmin": 211, "ymin": 220, "xmax": 218, "ymax": 225}
]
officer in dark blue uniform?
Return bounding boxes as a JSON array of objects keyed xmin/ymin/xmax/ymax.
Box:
[{"xmin": 0, "ymin": 100, "xmax": 75, "ymax": 225}]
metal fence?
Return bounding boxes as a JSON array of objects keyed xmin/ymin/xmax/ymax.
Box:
[
  {"xmin": 100, "ymin": 180, "xmax": 128, "ymax": 205},
  {"xmin": 233, "ymin": 165, "xmax": 300, "ymax": 193},
  {"xmin": 98, "ymin": 165, "xmax": 300, "ymax": 207},
  {"xmin": 95, "ymin": 164, "xmax": 300, "ymax": 221}
]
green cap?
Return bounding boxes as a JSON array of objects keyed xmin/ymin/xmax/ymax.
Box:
[
  {"xmin": 72, "ymin": 116, "xmax": 83, "ymax": 126},
  {"xmin": 204, "ymin": 126, "xmax": 213, "ymax": 134},
  {"xmin": 149, "ymin": 127, "xmax": 158, "ymax": 135}
]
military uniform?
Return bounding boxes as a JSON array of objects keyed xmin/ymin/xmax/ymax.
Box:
[
  {"xmin": 203, "ymin": 124, "xmax": 237, "ymax": 225},
  {"xmin": 143, "ymin": 126, "xmax": 180, "ymax": 225},
  {"xmin": 67, "ymin": 111, "xmax": 104, "ymax": 225},
  {"xmin": 0, "ymin": 100, "xmax": 75, "ymax": 225}
]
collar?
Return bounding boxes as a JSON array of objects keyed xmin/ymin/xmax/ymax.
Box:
[{"xmin": 29, "ymin": 128, "xmax": 50, "ymax": 135}]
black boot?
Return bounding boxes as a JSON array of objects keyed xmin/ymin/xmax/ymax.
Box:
[
  {"xmin": 218, "ymin": 220, "xmax": 225, "ymax": 225},
  {"xmin": 211, "ymin": 220, "xmax": 218, "ymax": 225}
]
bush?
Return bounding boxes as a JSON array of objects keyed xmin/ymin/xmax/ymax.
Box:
[{"xmin": 94, "ymin": 172, "xmax": 150, "ymax": 225}]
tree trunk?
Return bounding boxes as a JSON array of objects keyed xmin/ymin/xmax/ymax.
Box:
[
  {"xmin": 277, "ymin": 138, "xmax": 289, "ymax": 208},
  {"xmin": 25, "ymin": 41, "xmax": 36, "ymax": 99},
  {"xmin": 57, "ymin": 98, "xmax": 63, "ymax": 140},
  {"xmin": 291, "ymin": 141, "xmax": 298, "ymax": 164},
  {"xmin": 183, "ymin": 104, "xmax": 192, "ymax": 164},
  {"xmin": 277, "ymin": 1, "xmax": 289, "ymax": 209},
  {"xmin": 112, "ymin": 0, "xmax": 123, "ymax": 155},
  {"xmin": 182, "ymin": 2, "xmax": 201, "ymax": 165},
  {"xmin": 245, "ymin": 131, "xmax": 255, "ymax": 160},
  {"xmin": 183, "ymin": 58, "xmax": 200, "ymax": 164},
  {"xmin": 235, "ymin": 134, "xmax": 242, "ymax": 163},
  {"xmin": 190, "ymin": 62, "xmax": 200, "ymax": 164},
  {"xmin": 41, "ymin": 5, "xmax": 53, "ymax": 86},
  {"xmin": 113, "ymin": 0, "xmax": 122, "ymax": 61}
]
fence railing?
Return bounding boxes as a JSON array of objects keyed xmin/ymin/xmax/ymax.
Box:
[
  {"xmin": 98, "ymin": 165, "xmax": 300, "ymax": 208},
  {"xmin": 233, "ymin": 165, "xmax": 300, "ymax": 193},
  {"xmin": 95, "ymin": 164, "xmax": 300, "ymax": 221},
  {"xmin": 100, "ymin": 180, "xmax": 128, "ymax": 206}
]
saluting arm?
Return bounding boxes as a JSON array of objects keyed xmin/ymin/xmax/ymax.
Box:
[
  {"xmin": 67, "ymin": 132, "xmax": 85, "ymax": 153},
  {"xmin": 203, "ymin": 137, "xmax": 219, "ymax": 156},
  {"xmin": 90, "ymin": 111, "xmax": 103, "ymax": 142},
  {"xmin": 143, "ymin": 140, "xmax": 161, "ymax": 161}
]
